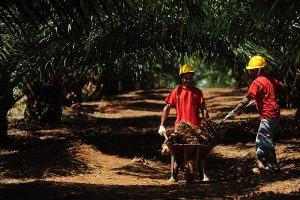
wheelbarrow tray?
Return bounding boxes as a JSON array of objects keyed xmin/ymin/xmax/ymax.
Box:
[{"xmin": 167, "ymin": 144, "xmax": 213, "ymax": 161}]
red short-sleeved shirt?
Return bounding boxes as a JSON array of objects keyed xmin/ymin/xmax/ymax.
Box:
[
  {"xmin": 246, "ymin": 75, "xmax": 283, "ymax": 119},
  {"xmin": 165, "ymin": 85, "xmax": 205, "ymax": 129}
]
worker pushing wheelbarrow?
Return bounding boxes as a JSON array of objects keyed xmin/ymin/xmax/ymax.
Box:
[{"xmin": 158, "ymin": 64, "xmax": 216, "ymax": 183}]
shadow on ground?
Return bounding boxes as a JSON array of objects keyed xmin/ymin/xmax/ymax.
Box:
[{"xmin": 0, "ymin": 180, "xmax": 299, "ymax": 200}]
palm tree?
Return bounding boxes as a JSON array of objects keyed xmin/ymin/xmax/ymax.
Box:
[
  {"xmin": 1, "ymin": 0, "xmax": 299, "ymax": 124},
  {"xmin": 0, "ymin": 22, "xmax": 33, "ymax": 139}
]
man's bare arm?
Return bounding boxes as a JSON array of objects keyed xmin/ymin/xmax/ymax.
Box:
[
  {"xmin": 160, "ymin": 104, "xmax": 172, "ymax": 126},
  {"xmin": 200, "ymin": 103, "xmax": 210, "ymax": 121},
  {"xmin": 232, "ymin": 96, "xmax": 251, "ymax": 113}
]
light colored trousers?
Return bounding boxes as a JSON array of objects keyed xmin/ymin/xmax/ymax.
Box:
[{"xmin": 256, "ymin": 117, "xmax": 280, "ymax": 165}]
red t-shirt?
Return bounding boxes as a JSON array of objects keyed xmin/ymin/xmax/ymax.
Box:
[
  {"xmin": 246, "ymin": 75, "xmax": 283, "ymax": 119},
  {"xmin": 165, "ymin": 85, "xmax": 205, "ymax": 129}
]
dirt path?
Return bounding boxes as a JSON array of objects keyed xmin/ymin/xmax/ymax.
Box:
[{"xmin": 1, "ymin": 88, "xmax": 299, "ymax": 199}]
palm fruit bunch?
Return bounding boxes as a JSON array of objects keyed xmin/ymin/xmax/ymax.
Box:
[
  {"xmin": 165, "ymin": 121, "xmax": 218, "ymax": 145},
  {"xmin": 200, "ymin": 120, "xmax": 219, "ymax": 145}
]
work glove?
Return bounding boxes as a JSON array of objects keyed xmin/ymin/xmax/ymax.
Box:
[
  {"xmin": 225, "ymin": 110, "xmax": 237, "ymax": 119},
  {"xmin": 158, "ymin": 125, "xmax": 166, "ymax": 136}
]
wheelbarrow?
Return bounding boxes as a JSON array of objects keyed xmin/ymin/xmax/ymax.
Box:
[{"xmin": 166, "ymin": 143, "xmax": 213, "ymax": 184}]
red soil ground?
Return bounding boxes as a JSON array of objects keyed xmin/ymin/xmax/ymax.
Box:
[{"xmin": 0, "ymin": 88, "xmax": 299, "ymax": 199}]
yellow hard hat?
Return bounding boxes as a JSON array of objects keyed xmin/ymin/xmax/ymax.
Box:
[
  {"xmin": 179, "ymin": 64, "xmax": 194, "ymax": 75},
  {"xmin": 246, "ymin": 55, "xmax": 267, "ymax": 70}
]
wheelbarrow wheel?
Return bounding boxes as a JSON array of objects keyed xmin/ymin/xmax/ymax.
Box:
[{"xmin": 185, "ymin": 160, "xmax": 195, "ymax": 184}]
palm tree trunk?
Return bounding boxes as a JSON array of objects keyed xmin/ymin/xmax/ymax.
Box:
[
  {"xmin": 0, "ymin": 109, "xmax": 8, "ymax": 142},
  {"xmin": 24, "ymin": 82, "xmax": 62, "ymax": 123},
  {"xmin": 0, "ymin": 93, "xmax": 14, "ymax": 142},
  {"xmin": 102, "ymin": 68, "xmax": 119, "ymax": 95}
]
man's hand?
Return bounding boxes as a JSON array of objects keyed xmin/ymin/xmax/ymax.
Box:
[
  {"xmin": 225, "ymin": 110, "xmax": 237, "ymax": 119},
  {"xmin": 158, "ymin": 125, "xmax": 166, "ymax": 136}
]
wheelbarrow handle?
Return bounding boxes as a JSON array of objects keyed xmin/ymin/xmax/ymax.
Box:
[{"xmin": 162, "ymin": 131, "xmax": 169, "ymax": 140}]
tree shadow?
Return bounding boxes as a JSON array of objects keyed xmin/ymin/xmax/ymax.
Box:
[
  {"xmin": 113, "ymin": 160, "xmax": 169, "ymax": 180},
  {"xmin": 214, "ymin": 121, "xmax": 257, "ymax": 145},
  {"xmin": 126, "ymin": 102, "xmax": 165, "ymax": 111},
  {"xmin": 102, "ymin": 89, "xmax": 168, "ymax": 102},
  {"xmin": 276, "ymin": 116, "xmax": 299, "ymax": 138},
  {"xmin": 0, "ymin": 179, "xmax": 299, "ymax": 200},
  {"xmin": 83, "ymin": 130, "xmax": 164, "ymax": 159},
  {"xmin": 78, "ymin": 98, "xmax": 165, "ymax": 115},
  {"xmin": 0, "ymin": 138, "xmax": 90, "ymax": 179}
]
